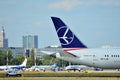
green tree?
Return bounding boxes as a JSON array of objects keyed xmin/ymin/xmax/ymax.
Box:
[
  {"xmin": 31, "ymin": 49, "xmax": 34, "ymax": 60},
  {"xmin": 36, "ymin": 58, "xmax": 42, "ymax": 65},
  {"xmin": 31, "ymin": 49, "xmax": 36, "ymax": 65},
  {"xmin": 0, "ymin": 50, "xmax": 6, "ymax": 65},
  {"xmin": 27, "ymin": 57, "xmax": 33, "ymax": 68},
  {"xmin": 41, "ymin": 54, "xmax": 69, "ymax": 67},
  {"xmin": 16, "ymin": 56, "xmax": 24, "ymax": 64},
  {"xmin": 0, "ymin": 50, "xmax": 13, "ymax": 65},
  {"xmin": 10, "ymin": 58, "xmax": 19, "ymax": 65},
  {"xmin": 10, "ymin": 56, "xmax": 24, "ymax": 65},
  {"xmin": 42, "ymin": 54, "xmax": 52, "ymax": 65},
  {"xmin": 49, "ymin": 57, "xmax": 69, "ymax": 67},
  {"xmin": 7, "ymin": 50, "xmax": 13, "ymax": 64}
]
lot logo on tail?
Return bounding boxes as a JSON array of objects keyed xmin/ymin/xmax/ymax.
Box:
[
  {"xmin": 51, "ymin": 17, "xmax": 87, "ymax": 48},
  {"xmin": 57, "ymin": 26, "xmax": 74, "ymax": 45}
]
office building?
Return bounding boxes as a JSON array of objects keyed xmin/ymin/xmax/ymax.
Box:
[
  {"xmin": 22, "ymin": 35, "xmax": 38, "ymax": 49},
  {"xmin": 0, "ymin": 27, "xmax": 8, "ymax": 48}
]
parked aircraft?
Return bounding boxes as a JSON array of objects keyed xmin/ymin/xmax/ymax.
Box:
[
  {"xmin": 29, "ymin": 63, "xmax": 57, "ymax": 72},
  {"xmin": 51, "ymin": 17, "xmax": 120, "ymax": 69},
  {"xmin": 0, "ymin": 58, "xmax": 27, "ymax": 71},
  {"xmin": 65, "ymin": 65, "xmax": 90, "ymax": 72}
]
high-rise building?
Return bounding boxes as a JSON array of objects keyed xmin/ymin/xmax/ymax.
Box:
[
  {"xmin": 22, "ymin": 35, "xmax": 38, "ymax": 49},
  {"xmin": 0, "ymin": 27, "xmax": 8, "ymax": 48}
]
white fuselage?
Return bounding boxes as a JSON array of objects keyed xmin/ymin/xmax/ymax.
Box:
[
  {"xmin": 58, "ymin": 48, "xmax": 120, "ymax": 69},
  {"xmin": 0, "ymin": 58, "xmax": 27, "ymax": 71},
  {"xmin": 0, "ymin": 65, "xmax": 24, "ymax": 70}
]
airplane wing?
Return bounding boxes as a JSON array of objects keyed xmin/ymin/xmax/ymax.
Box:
[
  {"xmin": 58, "ymin": 50, "xmax": 78, "ymax": 58},
  {"xmin": 40, "ymin": 51, "xmax": 57, "ymax": 57},
  {"xmin": 41, "ymin": 50, "xmax": 78, "ymax": 58},
  {"xmin": 40, "ymin": 51, "xmax": 56, "ymax": 55}
]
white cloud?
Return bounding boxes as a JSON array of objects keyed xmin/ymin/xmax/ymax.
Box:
[
  {"xmin": 34, "ymin": 21, "xmax": 44, "ymax": 27},
  {"xmin": 86, "ymin": 0, "xmax": 120, "ymax": 6},
  {"xmin": 48, "ymin": 0, "xmax": 82, "ymax": 10},
  {"xmin": 48, "ymin": 0, "xmax": 120, "ymax": 10}
]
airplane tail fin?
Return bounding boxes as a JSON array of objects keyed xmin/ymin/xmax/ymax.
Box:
[
  {"xmin": 51, "ymin": 17, "xmax": 87, "ymax": 50},
  {"xmin": 21, "ymin": 58, "xmax": 27, "ymax": 67}
]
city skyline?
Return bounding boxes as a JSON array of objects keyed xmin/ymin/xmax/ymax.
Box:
[{"xmin": 0, "ymin": 0, "xmax": 120, "ymax": 48}]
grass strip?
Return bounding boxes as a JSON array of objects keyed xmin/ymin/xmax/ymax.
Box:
[
  {"xmin": 1, "ymin": 71, "xmax": 120, "ymax": 77},
  {"xmin": 0, "ymin": 77, "xmax": 120, "ymax": 80}
]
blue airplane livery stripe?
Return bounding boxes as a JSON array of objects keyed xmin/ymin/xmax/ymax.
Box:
[{"xmin": 51, "ymin": 17, "xmax": 87, "ymax": 48}]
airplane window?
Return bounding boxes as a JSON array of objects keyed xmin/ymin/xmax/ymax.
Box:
[
  {"xmin": 105, "ymin": 55, "xmax": 106, "ymax": 57},
  {"xmin": 105, "ymin": 55, "xmax": 109, "ymax": 57}
]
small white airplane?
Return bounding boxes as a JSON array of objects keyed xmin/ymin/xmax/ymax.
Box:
[
  {"xmin": 0, "ymin": 58, "xmax": 27, "ymax": 71},
  {"xmin": 29, "ymin": 63, "xmax": 57, "ymax": 71},
  {"xmin": 50, "ymin": 17, "xmax": 120, "ymax": 69},
  {"xmin": 65, "ymin": 65, "xmax": 90, "ymax": 72}
]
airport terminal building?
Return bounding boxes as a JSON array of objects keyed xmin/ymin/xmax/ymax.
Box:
[{"xmin": 0, "ymin": 46, "xmax": 61, "ymax": 58}]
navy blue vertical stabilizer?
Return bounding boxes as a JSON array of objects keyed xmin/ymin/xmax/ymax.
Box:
[{"xmin": 51, "ymin": 17, "xmax": 87, "ymax": 48}]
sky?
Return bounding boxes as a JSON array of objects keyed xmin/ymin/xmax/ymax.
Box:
[{"xmin": 0, "ymin": 0, "xmax": 120, "ymax": 48}]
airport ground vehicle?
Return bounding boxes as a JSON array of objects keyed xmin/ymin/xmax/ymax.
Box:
[{"xmin": 6, "ymin": 69, "xmax": 21, "ymax": 77}]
